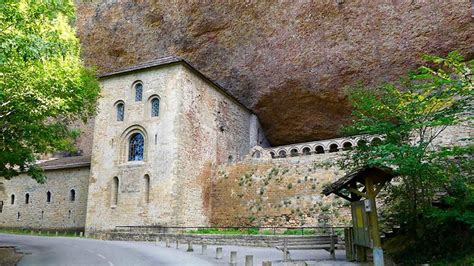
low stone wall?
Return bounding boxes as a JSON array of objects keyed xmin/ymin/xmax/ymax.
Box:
[{"xmin": 89, "ymin": 232, "xmax": 336, "ymax": 248}]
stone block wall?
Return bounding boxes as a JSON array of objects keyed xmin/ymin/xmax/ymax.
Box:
[
  {"xmin": 210, "ymin": 152, "xmax": 352, "ymax": 227},
  {"xmin": 0, "ymin": 167, "xmax": 89, "ymax": 231}
]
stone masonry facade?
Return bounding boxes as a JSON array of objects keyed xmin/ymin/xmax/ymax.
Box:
[
  {"xmin": 0, "ymin": 166, "xmax": 89, "ymax": 231},
  {"xmin": 0, "ymin": 56, "xmax": 470, "ymax": 234}
]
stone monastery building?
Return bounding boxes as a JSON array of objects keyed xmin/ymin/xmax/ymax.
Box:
[{"xmin": 3, "ymin": 56, "xmax": 452, "ymax": 234}]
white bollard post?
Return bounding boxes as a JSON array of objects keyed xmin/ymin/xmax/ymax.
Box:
[
  {"xmin": 230, "ymin": 251, "xmax": 237, "ymax": 266},
  {"xmin": 216, "ymin": 247, "xmax": 223, "ymax": 259},
  {"xmin": 245, "ymin": 255, "xmax": 254, "ymax": 266},
  {"xmin": 79, "ymin": 232, "xmax": 83, "ymax": 237},
  {"xmin": 176, "ymin": 239, "xmax": 179, "ymax": 249},
  {"xmin": 186, "ymin": 240, "xmax": 194, "ymax": 252},
  {"xmin": 201, "ymin": 244, "xmax": 207, "ymax": 255},
  {"xmin": 55, "ymin": 231, "xmax": 58, "ymax": 236},
  {"xmin": 166, "ymin": 238, "xmax": 171, "ymax": 248},
  {"xmin": 155, "ymin": 237, "xmax": 159, "ymax": 246}
]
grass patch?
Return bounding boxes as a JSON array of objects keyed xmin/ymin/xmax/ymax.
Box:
[{"xmin": 0, "ymin": 228, "xmax": 80, "ymax": 237}]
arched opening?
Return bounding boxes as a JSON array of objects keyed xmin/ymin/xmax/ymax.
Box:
[
  {"xmin": 134, "ymin": 83, "xmax": 143, "ymax": 102},
  {"xmin": 252, "ymin": 151, "xmax": 261, "ymax": 159},
  {"xmin": 10, "ymin": 194, "xmax": 15, "ymax": 205},
  {"xmin": 17, "ymin": 212, "xmax": 20, "ymax": 220},
  {"xmin": 112, "ymin": 177, "xmax": 119, "ymax": 206},
  {"xmin": 25, "ymin": 193, "xmax": 30, "ymax": 204},
  {"xmin": 302, "ymin": 147, "xmax": 311, "ymax": 155},
  {"xmin": 228, "ymin": 155, "xmax": 234, "ymax": 163},
  {"xmin": 290, "ymin": 149, "xmax": 298, "ymax": 157},
  {"xmin": 278, "ymin": 150, "xmax": 287, "ymax": 158},
  {"xmin": 116, "ymin": 102, "xmax": 124, "ymax": 121},
  {"xmin": 129, "ymin": 133, "xmax": 144, "ymax": 161},
  {"xmin": 41, "ymin": 210, "xmax": 44, "ymax": 219},
  {"xmin": 315, "ymin": 146, "xmax": 325, "ymax": 154},
  {"xmin": 270, "ymin": 152, "xmax": 276, "ymax": 159},
  {"xmin": 371, "ymin": 137, "xmax": 382, "ymax": 146},
  {"xmin": 329, "ymin": 144, "xmax": 339, "ymax": 153},
  {"xmin": 70, "ymin": 189, "xmax": 76, "ymax": 202},
  {"xmin": 342, "ymin": 142, "xmax": 353, "ymax": 150},
  {"xmin": 144, "ymin": 175, "xmax": 150, "ymax": 204},
  {"xmin": 151, "ymin": 97, "xmax": 160, "ymax": 117},
  {"xmin": 46, "ymin": 191, "xmax": 51, "ymax": 203},
  {"xmin": 357, "ymin": 140, "xmax": 367, "ymax": 147}
]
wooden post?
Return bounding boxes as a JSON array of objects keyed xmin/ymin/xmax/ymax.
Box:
[
  {"xmin": 330, "ymin": 227, "xmax": 335, "ymax": 260},
  {"xmin": 283, "ymin": 238, "xmax": 288, "ymax": 261},
  {"xmin": 365, "ymin": 176, "xmax": 384, "ymax": 266}
]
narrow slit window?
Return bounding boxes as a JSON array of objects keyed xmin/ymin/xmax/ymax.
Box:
[
  {"xmin": 151, "ymin": 98, "xmax": 160, "ymax": 117},
  {"xmin": 25, "ymin": 193, "xmax": 30, "ymax": 204},
  {"xmin": 135, "ymin": 83, "xmax": 143, "ymax": 102},
  {"xmin": 144, "ymin": 175, "xmax": 150, "ymax": 204},
  {"xmin": 117, "ymin": 103, "xmax": 124, "ymax": 121},
  {"xmin": 70, "ymin": 189, "xmax": 76, "ymax": 202},
  {"xmin": 10, "ymin": 194, "xmax": 15, "ymax": 205},
  {"xmin": 46, "ymin": 191, "xmax": 51, "ymax": 203},
  {"xmin": 112, "ymin": 177, "xmax": 119, "ymax": 206}
]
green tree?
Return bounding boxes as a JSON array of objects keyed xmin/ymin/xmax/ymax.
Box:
[
  {"xmin": 340, "ymin": 51, "xmax": 473, "ymax": 263},
  {"xmin": 0, "ymin": 0, "xmax": 100, "ymax": 183}
]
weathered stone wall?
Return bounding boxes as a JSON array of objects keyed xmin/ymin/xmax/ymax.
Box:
[
  {"xmin": 85, "ymin": 63, "xmax": 263, "ymax": 232},
  {"xmin": 171, "ymin": 65, "xmax": 261, "ymax": 226},
  {"xmin": 85, "ymin": 64, "xmax": 183, "ymax": 232},
  {"xmin": 0, "ymin": 167, "xmax": 89, "ymax": 231},
  {"xmin": 210, "ymin": 152, "xmax": 352, "ymax": 227}
]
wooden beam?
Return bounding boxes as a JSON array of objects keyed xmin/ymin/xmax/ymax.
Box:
[
  {"xmin": 334, "ymin": 191, "xmax": 353, "ymax": 202},
  {"xmin": 374, "ymin": 181, "xmax": 387, "ymax": 196},
  {"xmin": 346, "ymin": 187, "xmax": 369, "ymax": 199}
]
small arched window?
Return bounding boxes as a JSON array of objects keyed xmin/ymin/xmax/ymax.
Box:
[
  {"xmin": 116, "ymin": 102, "xmax": 125, "ymax": 121},
  {"xmin": 112, "ymin": 177, "xmax": 119, "ymax": 206},
  {"xmin": 151, "ymin": 98, "xmax": 160, "ymax": 117},
  {"xmin": 290, "ymin": 149, "xmax": 298, "ymax": 157},
  {"xmin": 135, "ymin": 83, "xmax": 143, "ymax": 102},
  {"xmin": 144, "ymin": 175, "xmax": 150, "ymax": 204},
  {"xmin": 270, "ymin": 152, "xmax": 276, "ymax": 159},
  {"xmin": 357, "ymin": 140, "xmax": 367, "ymax": 147},
  {"xmin": 302, "ymin": 147, "xmax": 311, "ymax": 155},
  {"xmin": 46, "ymin": 191, "xmax": 52, "ymax": 203},
  {"xmin": 25, "ymin": 193, "xmax": 30, "ymax": 204},
  {"xmin": 372, "ymin": 137, "xmax": 382, "ymax": 146},
  {"xmin": 342, "ymin": 142, "xmax": 353, "ymax": 150},
  {"xmin": 315, "ymin": 146, "xmax": 324, "ymax": 154},
  {"xmin": 10, "ymin": 194, "xmax": 15, "ymax": 205},
  {"xmin": 70, "ymin": 189, "xmax": 76, "ymax": 202},
  {"xmin": 278, "ymin": 150, "xmax": 287, "ymax": 158},
  {"xmin": 252, "ymin": 151, "xmax": 261, "ymax": 159},
  {"xmin": 129, "ymin": 133, "xmax": 145, "ymax": 161},
  {"xmin": 329, "ymin": 144, "xmax": 339, "ymax": 153}
]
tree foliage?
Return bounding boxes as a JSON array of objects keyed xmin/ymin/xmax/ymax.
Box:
[
  {"xmin": 0, "ymin": 0, "xmax": 100, "ymax": 183},
  {"xmin": 340, "ymin": 51, "xmax": 473, "ymax": 263}
]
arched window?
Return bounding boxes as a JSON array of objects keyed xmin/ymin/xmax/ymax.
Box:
[
  {"xmin": 342, "ymin": 142, "xmax": 353, "ymax": 150},
  {"xmin": 290, "ymin": 149, "xmax": 298, "ymax": 157},
  {"xmin": 144, "ymin": 175, "xmax": 150, "ymax": 204},
  {"xmin": 302, "ymin": 147, "xmax": 311, "ymax": 155},
  {"xmin": 270, "ymin": 152, "xmax": 276, "ymax": 159},
  {"xmin": 151, "ymin": 98, "xmax": 160, "ymax": 117},
  {"xmin": 357, "ymin": 140, "xmax": 367, "ymax": 147},
  {"xmin": 10, "ymin": 194, "xmax": 15, "ymax": 205},
  {"xmin": 46, "ymin": 191, "xmax": 51, "ymax": 203},
  {"xmin": 25, "ymin": 193, "xmax": 30, "ymax": 204},
  {"xmin": 112, "ymin": 177, "xmax": 119, "ymax": 206},
  {"xmin": 116, "ymin": 102, "xmax": 124, "ymax": 121},
  {"xmin": 372, "ymin": 137, "xmax": 382, "ymax": 146},
  {"xmin": 252, "ymin": 151, "xmax": 261, "ymax": 159},
  {"xmin": 135, "ymin": 83, "xmax": 143, "ymax": 102},
  {"xmin": 315, "ymin": 146, "xmax": 325, "ymax": 154},
  {"xmin": 329, "ymin": 144, "xmax": 339, "ymax": 153},
  {"xmin": 70, "ymin": 189, "xmax": 76, "ymax": 202},
  {"xmin": 278, "ymin": 150, "xmax": 287, "ymax": 158},
  {"xmin": 128, "ymin": 133, "xmax": 144, "ymax": 161}
]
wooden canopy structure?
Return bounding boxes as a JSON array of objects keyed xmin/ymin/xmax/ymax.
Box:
[{"xmin": 322, "ymin": 166, "xmax": 396, "ymax": 266}]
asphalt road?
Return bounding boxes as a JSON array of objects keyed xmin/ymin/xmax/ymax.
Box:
[{"xmin": 0, "ymin": 233, "xmax": 214, "ymax": 266}]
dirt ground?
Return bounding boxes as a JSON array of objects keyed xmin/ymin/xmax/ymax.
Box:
[{"xmin": 0, "ymin": 246, "xmax": 22, "ymax": 266}]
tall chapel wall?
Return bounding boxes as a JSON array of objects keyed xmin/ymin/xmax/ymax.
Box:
[
  {"xmin": 172, "ymin": 65, "xmax": 256, "ymax": 226},
  {"xmin": 0, "ymin": 167, "xmax": 89, "ymax": 231},
  {"xmin": 85, "ymin": 65, "xmax": 182, "ymax": 232}
]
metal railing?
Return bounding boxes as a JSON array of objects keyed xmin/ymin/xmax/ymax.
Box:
[{"xmin": 114, "ymin": 225, "xmax": 349, "ymax": 238}]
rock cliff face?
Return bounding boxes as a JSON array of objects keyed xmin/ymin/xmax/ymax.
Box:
[{"xmin": 76, "ymin": 1, "xmax": 473, "ymax": 146}]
